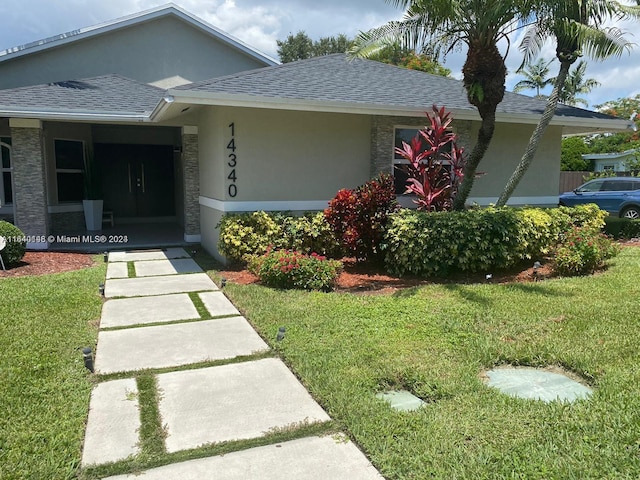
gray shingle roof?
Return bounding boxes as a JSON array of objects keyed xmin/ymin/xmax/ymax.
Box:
[
  {"xmin": 0, "ymin": 74, "xmax": 164, "ymax": 117},
  {"xmin": 175, "ymin": 54, "xmax": 615, "ymax": 121}
]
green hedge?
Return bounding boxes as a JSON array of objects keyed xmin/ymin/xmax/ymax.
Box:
[
  {"xmin": 217, "ymin": 211, "xmax": 342, "ymax": 264},
  {"xmin": 383, "ymin": 204, "xmax": 608, "ymax": 277},
  {"xmin": 604, "ymin": 217, "xmax": 640, "ymax": 239},
  {"xmin": 0, "ymin": 221, "xmax": 26, "ymax": 267}
]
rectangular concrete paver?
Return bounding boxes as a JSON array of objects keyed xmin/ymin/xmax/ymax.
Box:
[
  {"xmin": 199, "ymin": 291, "xmax": 240, "ymax": 317},
  {"xmin": 105, "ymin": 273, "xmax": 217, "ymax": 298},
  {"xmin": 82, "ymin": 379, "xmax": 140, "ymax": 466},
  {"xmin": 106, "ymin": 262, "xmax": 128, "ymax": 279},
  {"xmin": 102, "ymin": 435, "xmax": 384, "ymax": 479},
  {"xmin": 95, "ymin": 317, "xmax": 269, "ymax": 374},
  {"xmin": 101, "ymin": 294, "xmax": 199, "ymax": 328},
  {"xmin": 134, "ymin": 258, "xmax": 202, "ymax": 277},
  {"xmin": 157, "ymin": 358, "xmax": 331, "ymax": 453},
  {"xmin": 108, "ymin": 247, "xmax": 190, "ymax": 263}
]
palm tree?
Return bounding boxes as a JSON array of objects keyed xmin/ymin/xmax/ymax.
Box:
[
  {"xmin": 557, "ymin": 60, "xmax": 601, "ymax": 106},
  {"xmin": 513, "ymin": 57, "xmax": 555, "ymax": 97},
  {"xmin": 350, "ymin": 0, "xmax": 535, "ymax": 210},
  {"xmin": 496, "ymin": 0, "xmax": 640, "ymax": 207}
]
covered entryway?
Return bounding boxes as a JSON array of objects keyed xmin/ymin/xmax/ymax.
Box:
[{"xmin": 96, "ymin": 143, "xmax": 175, "ymax": 218}]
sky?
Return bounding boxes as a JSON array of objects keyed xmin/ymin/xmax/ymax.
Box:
[{"xmin": 0, "ymin": 0, "xmax": 638, "ymax": 111}]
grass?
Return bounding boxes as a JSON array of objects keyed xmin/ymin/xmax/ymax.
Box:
[
  {"xmin": 3, "ymin": 247, "xmax": 639, "ymax": 479},
  {"xmin": 0, "ymin": 261, "xmax": 105, "ymax": 480},
  {"xmin": 217, "ymin": 247, "xmax": 640, "ymax": 479}
]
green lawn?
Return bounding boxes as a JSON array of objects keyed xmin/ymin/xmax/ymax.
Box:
[
  {"xmin": 0, "ymin": 263, "xmax": 104, "ymax": 480},
  {"xmin": 2, "ymin": 248, "xmax": 640, "ymax": 479},
  {"xmin": 218, "ymin": 247, "xmax": 640, "ymax": 479}
]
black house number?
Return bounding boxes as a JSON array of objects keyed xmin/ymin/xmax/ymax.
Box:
[{"xmin": 227, "ymin": 122, "xmax": 237, "ymax": 197}]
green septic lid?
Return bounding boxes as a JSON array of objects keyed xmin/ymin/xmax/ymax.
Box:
[{"xmin": 485, "ymin": 367, "xmax": 592, "ymax": 402}]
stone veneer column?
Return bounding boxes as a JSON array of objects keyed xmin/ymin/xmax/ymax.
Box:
[
  {"xmin": 182, "ymin": 126, "xmax": 201, "ymax": 242},
  {"xmin": 370, "ymin": 115, "xmax": 473, "ymax": 178},
  {"xmin": 10, "ymin": 118, "xmax": 49, "ymax": 248}
]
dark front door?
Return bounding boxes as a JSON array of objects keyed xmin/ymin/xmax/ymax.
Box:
[{"xmin": 96, "ymin": 144, "xmax": 175, "ymax": 218}]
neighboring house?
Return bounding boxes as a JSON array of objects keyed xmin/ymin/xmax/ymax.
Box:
[
  {"xmin": 582, "ymin": 149, "xmax": 639, "ymax": 172},
  {"xmin": 0, "ymin": 4, "xmax": 630, "ymax": 260}
]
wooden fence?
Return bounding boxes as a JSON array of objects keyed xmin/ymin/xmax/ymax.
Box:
[{"xmin": 559, "ymin": 171, "xmax": 590, "ymax": 194}]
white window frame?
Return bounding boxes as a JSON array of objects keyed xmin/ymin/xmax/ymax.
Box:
[
  {"xmin": 54, "ymin": 138, "xmax": 85, "ymax": 203},
  {"xmin": 0, "ymin": 138, "xmax": 12, "ymax": 208}
]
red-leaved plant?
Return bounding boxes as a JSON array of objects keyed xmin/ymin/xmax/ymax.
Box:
[
  {"xmin": 324, "ymin": 173, "xmax": 398, "ymax": 263},
  {"xmin": 395, "ymin": 105, "xmax": 467, "ymax": 211}
]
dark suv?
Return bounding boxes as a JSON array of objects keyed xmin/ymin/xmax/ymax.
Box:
[{"xmin": 559, "ymin": 177, "xmax": 640, "ymax": 219}]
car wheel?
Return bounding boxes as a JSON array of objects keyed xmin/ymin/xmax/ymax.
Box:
[{"xmin": 621, "ymin": 206, "xmax": 640, "ymax": 219}]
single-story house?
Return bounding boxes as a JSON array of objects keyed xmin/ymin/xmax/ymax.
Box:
[
  {"xmin": 0, "ymin": 3, "xmax": 629, "ymax": 261},
  {"xmin": 583, "ymin": 149, "xmax": 639, "ymax": 172}
]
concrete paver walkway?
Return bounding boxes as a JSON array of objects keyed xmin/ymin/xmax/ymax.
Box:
[
  {"xmin": 104, "ymin": 435, "xmax": 384, "ymax": 480},
  {"xmin": 82, "ymin": 248, "xmax": 382, "ymax": 479}
]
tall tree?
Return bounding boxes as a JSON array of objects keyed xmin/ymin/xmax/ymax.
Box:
[
  {"xmin": 557, "ymin": 60, "xmax": 600, "ymax": 106},
  {"xmin": 496, "ymin": 0, "xmax": 640, "ymax": 207},
  {"xmin": 513, "ymin": 57, "xmax": 555, "ymax": 97},
  {"xmin": 277, "ymin": 32, "xmax": 353, "ymax": 63},
  {"xmin": 350, "ymin": 0, "xmax": 535, "ymax": 210},
  {"xmin": 277, "ymin": 31, "xmax": 314, "ymax": 63}
]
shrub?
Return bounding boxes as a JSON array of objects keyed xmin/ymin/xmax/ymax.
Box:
[
  {"xmin": 549, "ymin": 204, "xmax": 608, "ymax": 235},
  {"xmin": 604, "ymin": 217, "xmax": 640, "ymax": 239},
  {"xmin": 394, "ymin": 105, "xmax": 466, "ymax": 211},
  {"xmin": 552, "ymin": 226, "xmax": 620, "ymax": 276},
  {"xmin": 218, "ymin": 211, "xmax": 282, "ymax": 263},
  {"xmin": 0, "ymin": 221, "xmax": 26, "ymax": 267},
  {"xmin": 324, "ymin": 173, "xmax": 399, "ymax": 263},
  {"xmin": 383, "ymin": 208, "xmax": 525, "ymax": 276},
  {"xmin": 217, "ymin": 211, "xmax": 341, "ymax": 264},
  {"xmin": 383, "ymin": 205, "xmax": 612, "ymax": 277},
  {"xmin": 247, "ymin": 248, "xmax": 343, "ymax": 291}
]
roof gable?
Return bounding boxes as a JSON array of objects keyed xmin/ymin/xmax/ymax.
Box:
[{"xmin": 0, "ymin": 3, "xmax": 277, "ymax": 66}]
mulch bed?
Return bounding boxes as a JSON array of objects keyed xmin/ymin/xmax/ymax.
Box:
[
  {"xmin": 3, "ymin": 239, "xmax": 638, "ymax": 291},
  {"xmin": 0, "ymin": 252, "xmax": 95, "ymax": 278}
]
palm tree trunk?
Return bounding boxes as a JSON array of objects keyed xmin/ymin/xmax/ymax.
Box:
[
  {"xmin": 495, "ymin": 61, "xmax": 571, "ymax": 207},
  {"xmin": 453, "ymin": 108, "xmax": 497, "ymax": 210}
]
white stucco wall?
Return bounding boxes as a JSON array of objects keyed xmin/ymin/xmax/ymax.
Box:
[
  {"xmin": 466, "ymin": 122, "xmax": 562, "ymax": 206},
  {"xmin": 197, "ymin": 106, "xmax": 372, "ymax": 260},
  {"xmin": 0, "ymin": 16, "xmax": 269, "ymax": 89}
]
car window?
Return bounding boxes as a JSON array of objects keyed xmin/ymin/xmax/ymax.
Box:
[
  {"xmin": 577, "ymin": 180, "xmax": 604, "ymax": 192},
  {"xmin": 602, "ymin": 180, "xmax": 631, "ymax": 191},
  {"xmin": 631, "ymin": 180, "xmax": 640, "ymax": 191}
]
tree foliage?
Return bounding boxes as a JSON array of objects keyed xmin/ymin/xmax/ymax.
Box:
[
  {"xmin": 496, "ymin": 0, "xmax": 640, "ymax": 206},
  {"xmin": 277, "ymin": 31, "xmax": 351, "ymax": 63},
  {"xmin": 558, "ymin": 60, "xmax": 601, "ymax": 107},
  {"xmin": 350, "ymin": 0, "xmax": 536, "ymax": 210},
  {"xmin": 561, "ymin": 136, "xmax": 590, "ymax": 171},
  {"xmin": 513, "ymin": 58, "xmax": 555, "ymax": 97}
]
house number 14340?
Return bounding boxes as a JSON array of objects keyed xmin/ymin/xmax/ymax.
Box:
[{"xmin": 227, "ymin": 122, "xmax": 237, "ymax": 197}]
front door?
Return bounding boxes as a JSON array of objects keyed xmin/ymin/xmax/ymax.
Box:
[{"xmin": 96, "ymin": 144, "xmax": 175, "ymax": 218}]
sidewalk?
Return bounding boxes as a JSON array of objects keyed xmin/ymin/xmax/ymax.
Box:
[{"xmin": 81, "ymin": 248, "xmax": 383, "ymax": 479}]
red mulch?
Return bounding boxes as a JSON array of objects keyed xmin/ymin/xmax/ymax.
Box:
[
  {"xmin": 0, "ymin": 252, "xmax": 95, "ymax": 278},
  {"xmin": 219, "ymin": 257, "xmax": 557, "ymax": 295},
  {"xmin": 3, "ymin": 240, "xmax": 638, "ymax": 291}
]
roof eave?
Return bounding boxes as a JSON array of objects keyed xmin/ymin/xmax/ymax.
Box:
[
  {"xmin": 0, "ymin": 108, "xmax": 151, "ymax": 123},
  {"xmin": 165, "ymin": 90, "xmax": 630, "ymax": 132}
]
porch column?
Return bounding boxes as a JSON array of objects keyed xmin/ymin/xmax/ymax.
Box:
[
  {"xmin": 182, "ymin": 126, "xmax": 201, "ymax": 243},
  {"xmin": 9, "ymin": 118, "xmax": 49, "ymax": 249}
]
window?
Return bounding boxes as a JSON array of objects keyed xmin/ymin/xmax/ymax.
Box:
[
  {"xmin": 393, "ymin": 127, "xmax": 452, "ymax": 195},
  {"xmin": 55, "ymin": 139, "xmax": 85, "ymax": 202},
  {"xmin": 0, "ymin": 137, "xmax": 11, "ymax": 206}
]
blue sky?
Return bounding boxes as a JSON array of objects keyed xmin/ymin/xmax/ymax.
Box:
[{"xmin": 1, "ymin": 0, "xmax": 638, "ymax": 109}]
